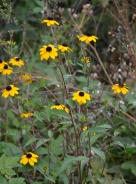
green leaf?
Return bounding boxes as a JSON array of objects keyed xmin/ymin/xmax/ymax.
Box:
[
  {"xmin": 121, "ymin": 161, "xmax": 133, "ymax": 170},
  {"xmin": 9, "ymin": 178, "xmax": 26, "ymax": 184},
  {"xmin": 51, "ymin": 109, "xmax": 69, "ymax": 119},
  {"xmin": 59, "ymin": 156, "xmax": 89, "ymax": 174},
  {"xmin": 113, "ymin": 141, "xmax": 124, "ymax": 149},
  {"xmin": 131, "ymin": 165, "xmax": 136, "ymax": 176},
  {"xmin": 36, "ymin": 139, "xmax": 50, "ymax": 149},
  {"xmin": 0, "ymin": 176, "xmax": 8, "ymax": 184},
  {"xmin": 24, "ymin": 138, "xmax": 39, "ymax": 147},
  {"xmin": 91, "ymin": 147, "xmax": 106, "ymax": 161},
  {"xmin": 96, "ymin": 124, "xmax": 112, "ymax": 129},
  {"xmin": 33, "ymin": 7, "xmax": 42, "ymax": 14},
  {"xmin": 34, "ymin": 111, "xmax": 44, "ymax": 122},
  {"xmin": 2, "ymin": 168, "xmax": 16, "ymax": 176},
  {"xmin": 48, "ymin": 130, "xmax": 53, "ymax": 138},
  {"xmin": 5, "ymin": 157, "xmax": 20, "ymax": 167},
  {"xmin": 59, "ymin": 121, "xmax": 72, "ymax": 125},
  {"xmin": 90, "ymin": 134, "xmax": 102, "ymax": 146}
]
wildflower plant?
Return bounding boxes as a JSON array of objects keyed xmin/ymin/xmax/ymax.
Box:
[{"xmin": 0, "ymin": 0, "xmax": 136, "ymax": 184}]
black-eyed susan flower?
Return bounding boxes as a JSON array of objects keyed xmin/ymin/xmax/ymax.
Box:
[
  {"xmin": 78, "ymin": 34, "xmax": 98, "ymax": 44},
  {"xmin": 20, "ymin": 152, "xmax": 38, "ymax": 166},
  {"xmin": 39, "ymin": 44, "xmax": 58, "ymax": 61},
  {"xmin": 2, "ymin": 85, "xmax": 19, "ymax": 98},
  {"xmin": 72, "ymin": 90, "xmax": 90, "ymax": 105},
  {"xmin": 22, "ymin": 73, "xmax": 33, "ymax": 85},
  {"xmin": 9, "ymin": 57, "xmax": 24, "ymax": 67},
  {"xmin": 112, "ymin": 84, "xmax": 129, "ymax": 95},
  {"xmin": 81, "ymin": 56, "xmax": 90, "ymax": 63},
  {"xmin": 58, "ymin": 44, "xmax": 72, "ymax": 53},
  {"xmin": 0, "ymin": 64, "xmax": 13, "ymax": 75},
  {"xmin": 20, "ymin": 112, "xmax": 33, "ymax": 118},
  {"xmin": 41, "ymin": 17, "xmax": 59, "ymax": 26},
  {"xmin": 82, "ymin": 126, "xmax": 88, "ymax": 131},
  {"xmin": 51, "ymin": 103, "xmax": 69, "ymax": 113}
]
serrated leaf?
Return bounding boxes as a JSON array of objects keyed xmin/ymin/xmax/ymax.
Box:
[
  {"xmin": 91, "ymin": 147, "xmax": 106, "ymax": 161},
  {"xmin": 5, "ymin": 157, "xmax": 20, "ymax": 167},
  {"xmin": 24, "ymin": 138, "xmax": 39, "ymax": 147}
]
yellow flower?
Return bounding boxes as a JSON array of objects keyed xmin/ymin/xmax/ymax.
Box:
[
  {"xmin": 82, "ymin": 126, "xmax": 88, "ymax": 131},
  {"xmin": 39, "ymin": 44, "xmax": 58, "ymax": 61},
  {"xmin": 41, "ymin": 17, "xmax": 59, "ymax": 26},
  {"xmin": 72, "ymin": 90, "xmax": 90, "ymax": 105},
  {"xmin": 9, "ymin": 57, "xmax": 24, "ymax": 67},
  {"xmin": 112, "ymin": 84, "xmax": 129, "ymax": 95},
  {"xmin": 7, "ymin": 40, "xmax": 16, "ymax": 46},
  {"xmin": 78, "ymin": 35, "xmax": 98, "ymax": 44},
  {"xmin": 20, "ymin": 152, "xmax": 38, "ymax": 166},
  {"xmin": 0, "ymin": 64, "xmax": 13, "ymax": 75},
  {"xmin": 58, "ymin": 44, "xmax": 72, "ymax": 52},
  {"xmin": 81, "ymin": 56, "xmax": 90, "ymax": 63},
  {"xmin": 0, "ymin": 59, "xmax": 8, "ymax": 67},
  {"xmin": 20, "ymin": 113, "xmax": 33, "ymax": 118},
  {"xmin": 2, "ymin": 85, "xmax": 19, "ymax": 98},
  {"xmin": 22, "ymin": 73, "xmax": 33, "ymax": 85},
  {"xmin": 51, "ymin": 103, "xmax": 69, "ymax": 113},
  {"xmin": 121, "ymin": 125, "xmax": 126, "ymax": 130}
]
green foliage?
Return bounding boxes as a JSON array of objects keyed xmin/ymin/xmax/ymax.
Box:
[{"xmin": 0, "ymin": 0, "xmax": 136, "ymax": 183}]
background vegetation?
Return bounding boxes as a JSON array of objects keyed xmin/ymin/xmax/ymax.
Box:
[{"xmin": 0, "ymin": 0, "xmax": 136, "ymax": 183}]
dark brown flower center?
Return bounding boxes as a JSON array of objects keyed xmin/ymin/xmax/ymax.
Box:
[
  {"xmin": 79, "ymin": 92, "xmax": 85, "ymax": 96},
  {"xmin": 26, "ymin": 153, "xmax": 32, "ymax": 158},
  {"xmin": 6, "ymin": 85, "xmax": 12, "ymax": 91},
  {"xmin": 46, "ymin": 46, "xmax": 52, "ymax": 52},
  {"xmin": 47, "ymin": 17, "xmax": 53, "ymax": 20},
  {"xmin": 4, "ymin": 65, "xmax": 8, "ymax": 69},
  {"xmin": 0, "ymin": 60, "xmax": 2, "ymax": 63},
  {"xmin": 15, "ymin": 57, "xmax": 20, "ymax": 61},
  {"xmin": 62, "ymin": 44, "xmax": 68, "ymax": 47},
  {"xmin": 85, "ymin": 33, "xmax": 92, "ymax": 36},
  {"xmin": 55, "ymin": 103, "xmax": 60, "ymax": 105}
]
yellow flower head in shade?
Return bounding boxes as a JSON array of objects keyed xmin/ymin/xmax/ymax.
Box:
[
  {"xmin": 81, "ymin": 56, "xmax": 91, "ymax": 63},
  {"xmin": 20, "ymin": 112, "xmax": 33, "ymax": 118},
  {"xmin": 39, "ymin": 44, "xmax": 58, "ymax": 61},
  {"xmin": 112, "ymin": 83, "xmax": 129, "ymax": 95},
  {"xmin": 72, "ymin": 90, "xmax": 91, "ymax": 105},
  {"xmin": 9, "ymin": 57, "xmax": 24, "ymax": 67},
  {"xmin": 0, "ymin": 64, "xmax": 13, "ymax": 75},
  {"xmin": 78, "ymin": 34, "xmax": 98, "ymax": 44},
  {"xmin": 2, "ymin": 85, "xmax": 19, "ymax": 98},
  {"xmin": 41, "ymin": 17, "xmax": 59, "ymax": 26},
  {"xmin": 58, "ymin": 44, "xmax": 72, "ymax": 53},
  {"xmin": 82, "ymin": 126, "xmax": 88, "ymax": 131},
  {"xmin": 22, "ymin": 73, "xmax": 33, "ymax": 85},
  {"xmin": 7, "ymin": 40, "xmax": 16, "ymax": 46},
  {"xmin": 20, "ymin": 152, "xmax": 38, "ymax": 166},
  {"xmin": 51, "ymin": 103, "xmax": 69, "ymax": 113}
]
